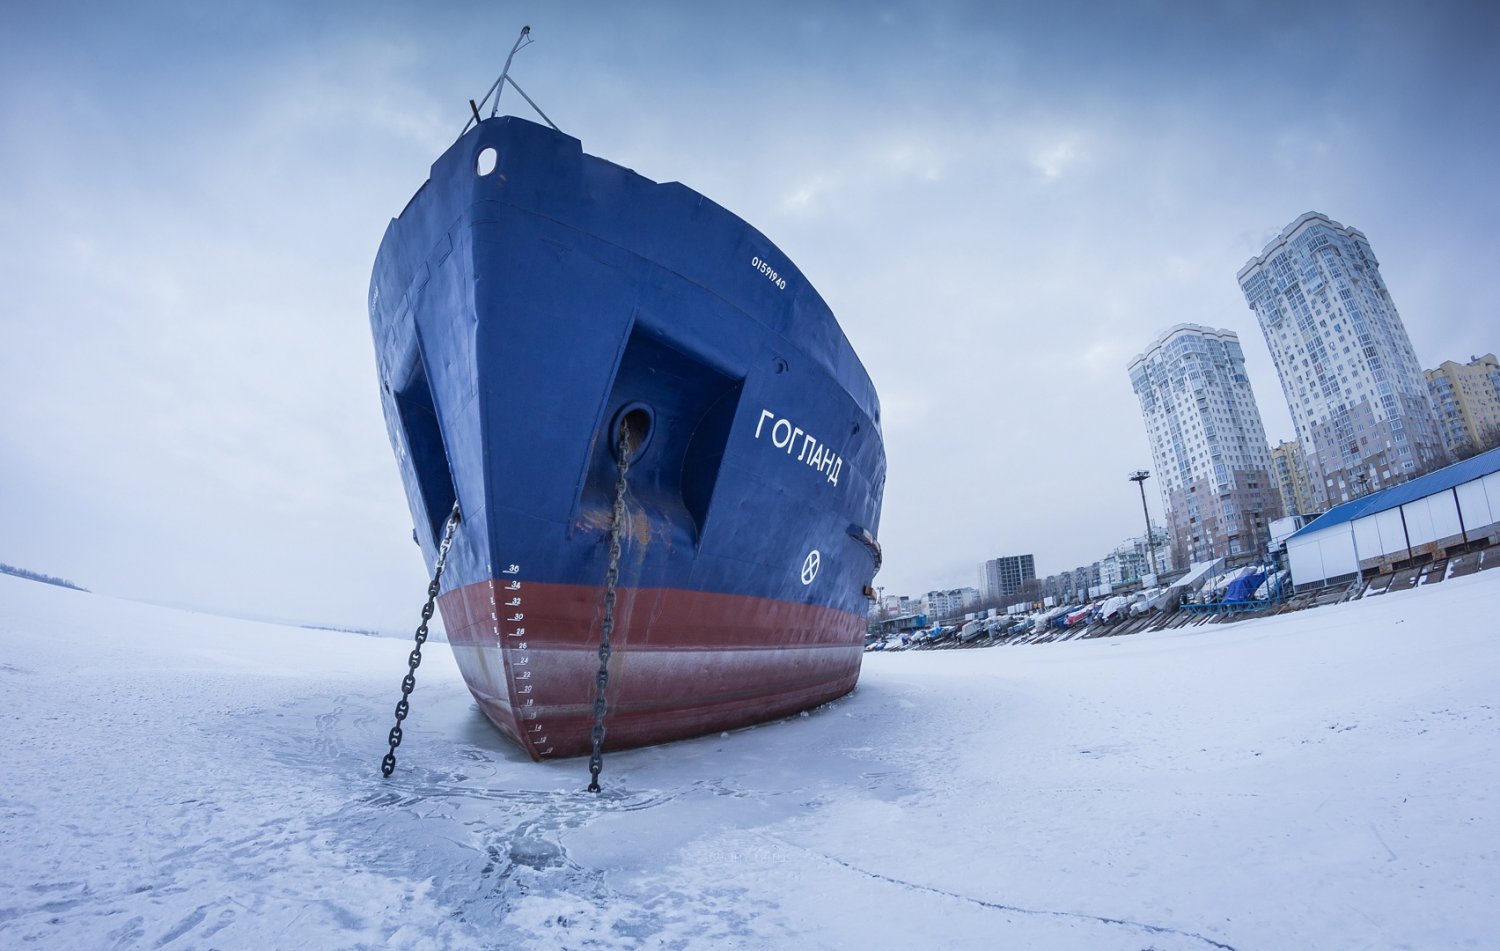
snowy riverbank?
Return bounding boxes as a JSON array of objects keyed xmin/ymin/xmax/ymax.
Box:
[{"xmin": 3, "ymin": 568, "xmax": 1498, "ymax": 949}]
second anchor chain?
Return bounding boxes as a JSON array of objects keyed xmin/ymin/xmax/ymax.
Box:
[
  {"xmin": 587, "ymin": 423, "xmax": 634, "ymax": 793},
  {"xmin": 381, "ymin": 500, "xmax": 462, "ymax": 778}
]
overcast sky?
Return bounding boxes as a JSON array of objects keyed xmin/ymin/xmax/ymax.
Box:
[{"xmin": 3, "ymin": 1, "xmax": 1497, "ymax": 630}]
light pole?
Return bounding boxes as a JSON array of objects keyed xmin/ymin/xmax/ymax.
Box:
[{"xmin": 1129, "ymin": 469, "xmax": 1160, "ymax": 580}]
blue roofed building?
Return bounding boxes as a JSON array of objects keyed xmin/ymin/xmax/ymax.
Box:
[{"xmin": 1284, "ymin": 446, "xmax": 1500, "ymax": 588}]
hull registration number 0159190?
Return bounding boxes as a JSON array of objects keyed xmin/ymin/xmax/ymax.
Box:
[{"xmin": 751, "ymin": 256, "xmax": 787, "ymax": 290}]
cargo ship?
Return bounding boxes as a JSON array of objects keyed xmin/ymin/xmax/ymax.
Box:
[{"xmin": 369, "ymin": 43, "xmax": 885, "ymax": 761}]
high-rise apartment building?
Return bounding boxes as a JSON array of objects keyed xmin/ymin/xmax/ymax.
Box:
[
  {"xmin": 1128, "ymin": 324, "xmax": 1282, "ymax": 566},
  {"xmin": 1238, "ymin": 212, "xmax": 1447, "ymax": 506},
  {"xmin": 1426, "ymin": 354, "xmax": 1500, "ymax": 459},
  {"xmin": 1269, "ymin": 439, "xmax": 1321, "ymax": 517},
  {"xmin": 978, "ymin": 554, "xmax": 1034, "ymax": 604}
]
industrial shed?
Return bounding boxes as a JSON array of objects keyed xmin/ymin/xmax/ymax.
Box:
[{"xmin": 1285, "ymin": 446, "xmax": 1500, "ymax": 588}]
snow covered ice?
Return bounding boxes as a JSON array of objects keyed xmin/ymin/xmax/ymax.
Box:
[{"xmin": 3, "ymin": 569, "xmax": 1499, "ymax": 949}]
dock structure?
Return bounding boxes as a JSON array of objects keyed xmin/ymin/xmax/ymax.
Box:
[{"xmin": 871, "ymin": 547, "xmax": 1500, "ymax": 654}]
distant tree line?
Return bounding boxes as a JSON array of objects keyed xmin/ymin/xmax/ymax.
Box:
[
  {"xmin": 301, "ymin": 623, "xmax": 390, "ymax": 638},
  {"xmin": 966, "ymin": 578, "xmax": 1047, "ymax": 615},
  {"xmin": 0, "ymin": 562, "xmax": 88, "ymax": 592},
  {"xmin": 1408, "ymin": 427, "xmax": 1500, "ymax": 480},
  {"xmin": 1454, "ymin": 426, "xmax": 1500, "ymax": 463}
]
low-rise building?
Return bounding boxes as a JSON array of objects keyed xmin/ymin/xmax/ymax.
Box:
[
  {"xmin": 1270, "ymin": 439, "xmax": 1321, "ymax": 517},
  {"xmin": 922, "ymin": 587, "xmax": 979, "ymax": 620},
  {"xmin": 1098, "ymin": 528, "xmax": 1172, "ymax": 588}
]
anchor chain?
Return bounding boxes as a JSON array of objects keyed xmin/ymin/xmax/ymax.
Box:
[
  {"xmin": 588, "ymin": 423, "xmax": 634, "ymax": 793},
  {"xmin": 381, "ymin": 501, "xmax": 462, "ymax": 778}
]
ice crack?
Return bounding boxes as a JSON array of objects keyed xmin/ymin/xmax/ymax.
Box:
[{"xmin": 786, "ymin": 842, "xmax": 1238, "ymax": 951}]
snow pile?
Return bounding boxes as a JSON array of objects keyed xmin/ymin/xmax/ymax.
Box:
[{"xmin": 3, "ymin": 569, "xmax": 1499, "ymax": 948}]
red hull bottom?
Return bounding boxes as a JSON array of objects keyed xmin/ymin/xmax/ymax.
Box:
[{"xmin": 438, "ymin": 579, "xmax": 865, "ymax": 760}]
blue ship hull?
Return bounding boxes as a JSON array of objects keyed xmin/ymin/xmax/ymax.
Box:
[{"xmin": 370, "ymin": 117, "xmax": 885, "ymax": 757}]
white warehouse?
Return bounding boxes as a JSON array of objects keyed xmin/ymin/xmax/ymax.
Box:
[{"xmin": 1286, "ymin": 446, "xmax": 1500, "ymax": 588}]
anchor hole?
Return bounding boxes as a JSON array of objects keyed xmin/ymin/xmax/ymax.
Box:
[{"xmin": 610, "ymin": 403, "xmax": 654, "ymax": 463}]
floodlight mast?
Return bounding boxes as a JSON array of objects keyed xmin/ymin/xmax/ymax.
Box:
[{"xmin": 1129, "ymin": 469, "xmax": 1160, "ymax": 580}]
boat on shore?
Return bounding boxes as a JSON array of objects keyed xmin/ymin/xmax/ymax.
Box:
[{"xmin": 368, "ymin": 37, "xmax": 885, "ymax": 760}]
